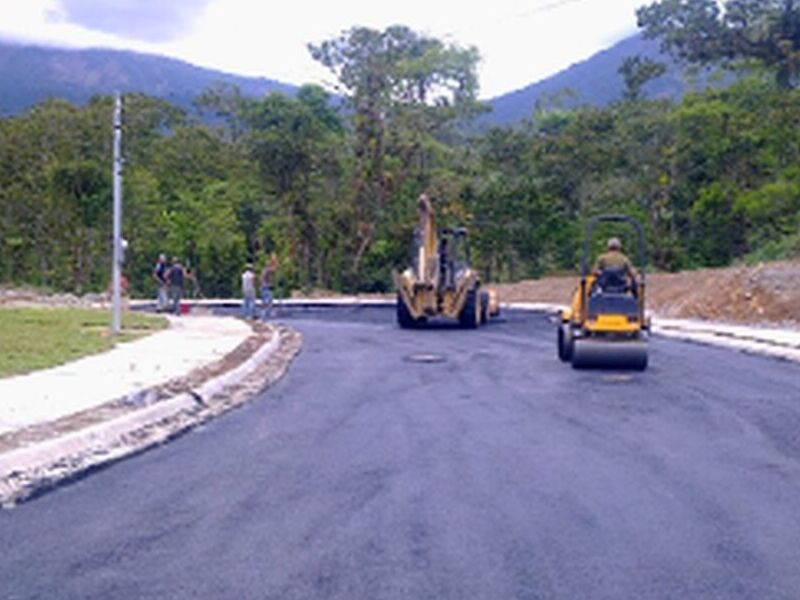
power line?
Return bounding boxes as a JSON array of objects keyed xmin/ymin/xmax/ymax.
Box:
[{"xmin": 515, "ymin": 0, "xmax": 586, "ymax": 19}]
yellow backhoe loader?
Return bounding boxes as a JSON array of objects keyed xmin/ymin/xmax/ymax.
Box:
[
  {"xmin": 393, "ymin": 194, "xmax": 498, "ymax": 328},
  {"xmin": 558, "ymin": 214, "xmax": 649, "ymax": 370}
]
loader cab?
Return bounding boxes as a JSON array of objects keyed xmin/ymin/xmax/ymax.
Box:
[
  {"xmin": 442, "ymin": 227, "xmax": 471, "ymax": 269},
  {"xmin": 408, "ymin": 226, "xmax": 472, "ymax": 287},
  {"xmin": 438, "ymin": 228, "xmax": 472, "ymax": 290}
]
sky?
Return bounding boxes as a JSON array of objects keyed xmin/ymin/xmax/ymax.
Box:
[{"xmin": 0, "ymin": 0, "xmax": 649, "ymax": 99}]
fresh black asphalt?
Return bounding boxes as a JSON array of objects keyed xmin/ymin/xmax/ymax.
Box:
[{"xmin": 2, "ymin": 307, "xmax": 800, "ymax": 599}]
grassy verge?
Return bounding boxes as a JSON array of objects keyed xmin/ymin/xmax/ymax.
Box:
[{"xmin": 0, "ymin": 307, "xmax": 168, "ymax": 378}]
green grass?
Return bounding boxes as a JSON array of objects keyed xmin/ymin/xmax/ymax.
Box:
[{"xmin": 0, "ymin": 307, "xmax": 167, "ymax": 378}]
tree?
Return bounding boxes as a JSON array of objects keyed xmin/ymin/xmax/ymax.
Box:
[
  {"xmin": 619, "ymin": 55, "xmax": 668, "ymax": 101},
  {"xmin": 194, "ymin": 82, "xmax": 247, "ymax": 142},
  {"xmin": 237, "ymin": 87, "xmax": 345, "ymax": 288},
  {"xmin": 638, "ymin": 0, "xmax": 800, "ymax": 88},
  {"xmin": 309, "ymin": 25, "xmax": 481, "ymax": 283}
]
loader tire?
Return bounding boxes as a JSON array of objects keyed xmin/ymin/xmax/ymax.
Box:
[
  {"xmin": 397, "ymin": 294, "xmax": 421, "ymax": 329},
  {"xmin": 558, "ymin": 323, "xmax": 573, "ymax": 362},
  {"xmin": 479, "ymin": 291, "xmax": 489, "ymax": 324},
  {"xmin": 459, "ymin": 288, "xmax": 480, "ymax": 329}
]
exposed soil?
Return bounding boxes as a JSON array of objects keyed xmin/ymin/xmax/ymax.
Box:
[
  {"xmin": 0, "ymin": 286, "xmax": 106, "ymax": 308},
  {"xmin": 493, "ymin": 260, "xmax": 800, "ymax": 326}
]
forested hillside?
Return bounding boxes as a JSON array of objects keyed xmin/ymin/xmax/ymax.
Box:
[
  {"xmin": 483, "ymin": 34, "xmax": 688, "ymax": 126},
  {"xmin": 1, "ymin": 6, "xmax": 799, "ymax": 299},
  {"xmin": 0, "ymin": 42, "xmax": 294, "ymax": 115}
]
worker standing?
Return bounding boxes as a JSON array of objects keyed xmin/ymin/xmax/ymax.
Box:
[
  {"xmin": 241, "ymin": 263, "xmax": 256, "ymax": 320},
  {"xmin": 152, "ymin": 254, "xmax": 168, "ymax": 312},
  {"xmin": 166, "ymin": 257, "xmax": 185, "ymax": 315}
]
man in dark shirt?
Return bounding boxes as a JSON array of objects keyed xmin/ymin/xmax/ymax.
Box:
[
  {"xmin": 167, "ymin": 257, "xmax": 185, "ymax": 315},
  {"xmin": 152, "ymin": 254, "xmax": 168, "ymax": 312}
]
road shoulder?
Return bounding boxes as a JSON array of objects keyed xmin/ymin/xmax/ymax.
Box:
[{"xmin": 0, "ymin": 321, "xmax": 302, "ymax": 508}]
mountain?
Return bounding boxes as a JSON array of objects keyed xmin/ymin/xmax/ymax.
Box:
[
  {"xmin": 483, "ymin": 34, "xmax": 693, "ymax": 127},
  {"xmin": 0, "ymin": 40, "xmax": 296, "ymax": 115},
  {"xmin": 0, "ymin": 35, "xmax": 710, "ymax": 125}
]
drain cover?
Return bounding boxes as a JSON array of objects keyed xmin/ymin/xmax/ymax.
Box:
[
  {"xmin": 404, "ymin": 353, "xmax": 446, "ymax": 364},
  {"xmin": 601, "ymin": 374, "xmax": 634, "ymax": 383}
]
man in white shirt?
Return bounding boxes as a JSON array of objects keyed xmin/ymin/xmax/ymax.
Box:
[{"xmin": 241, "ymin": 264, "xmax": 256, "ymax": 319}]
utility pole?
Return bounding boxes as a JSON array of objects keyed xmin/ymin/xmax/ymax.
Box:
[{"xmin": 111, "ymin": 92, "xmax": 123, "ymax": 334}]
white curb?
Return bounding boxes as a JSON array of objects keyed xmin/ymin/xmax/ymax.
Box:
[
  {"xmin": 0, "ymin": 327, "xmax": 284, "ymax": 499},
  {"xmin": 502, "ymin": 301, "xmax": 800, "ymax": 363}
]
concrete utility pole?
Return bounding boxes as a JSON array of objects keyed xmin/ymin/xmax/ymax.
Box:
[{"xmin": 111, "ymin": 92, "xmax": 123, "ymax": 335}]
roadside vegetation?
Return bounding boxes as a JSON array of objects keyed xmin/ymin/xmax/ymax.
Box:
[
  {"xmin": 0, "ymin": 2, "xmax": 798, "ymax": 300},
  {"xmin": 0, "ymin": 308, "xmax": 167, "ymax": 377}
]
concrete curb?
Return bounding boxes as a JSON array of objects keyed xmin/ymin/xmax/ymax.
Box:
[
  {"xmin": 652, "ymin": 320, "xmax": 800, "ymax": 362},
  {"xmin": 0, "ymin": 324, "xmax": 294, "ymax": 507},
  {"xmin": 192, "ymin": 330, "xmax": 280, "ymax": 400},
  {"xmin": 502, "ymin": 301, "xmax": 800, "ymax": 363},
  {"xmin": 130, "ymin": 297, "xmax": 396, "ymax": 310}
]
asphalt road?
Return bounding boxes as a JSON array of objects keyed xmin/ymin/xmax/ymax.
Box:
[{"xmin": 3, "ymin": 307, "xmax": 800, "ymax": 600}]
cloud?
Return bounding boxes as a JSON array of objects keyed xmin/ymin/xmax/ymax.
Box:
[
  {"xmin": 3, "ymin": 0, "xmax": 646, "ymax": 98},
  {"xmin": 57, "ymin": 0, "xmax": 212, "ymax": 43}
]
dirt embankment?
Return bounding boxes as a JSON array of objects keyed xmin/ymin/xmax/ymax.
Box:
[
  {"xmin": 493, "ymin": 260, "xmax": 800, "ymax": 326},
  {"xmin": 0, "ymin": 287, "xmax": 105, "ymax": 308}
]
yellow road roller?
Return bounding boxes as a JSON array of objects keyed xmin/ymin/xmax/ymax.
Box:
[{"xmin": 557, "ymin": 214, "xmax": 649, "ymax": 370}]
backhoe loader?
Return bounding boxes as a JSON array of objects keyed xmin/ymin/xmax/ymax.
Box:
[{"xmin": 393, "ymin": 194, "xmax": 497, "ymax": 328}]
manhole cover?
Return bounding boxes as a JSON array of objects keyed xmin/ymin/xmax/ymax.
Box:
[
  {"xmin": 404, "ymin": 353, "xmax": 446, "ymax": 364},
  {"xmin": 601, "ymin": 374, "xmax": 634, "ymax": 383}
]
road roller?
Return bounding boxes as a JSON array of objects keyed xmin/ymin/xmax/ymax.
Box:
[{"xmin": 557, "ymin": 214, "xmax": 649, "ymax": 370}]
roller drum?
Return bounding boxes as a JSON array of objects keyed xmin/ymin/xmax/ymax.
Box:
[
  {"xmin": 557, "ymin": 324, "xmax": 573, "ymax": 362},
  {"xmin": 571, "ymin": 338, "xmax": 648, "ymax": 370}
]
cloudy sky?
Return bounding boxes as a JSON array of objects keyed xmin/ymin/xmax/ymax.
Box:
[{"xmin": 1, "ymin": 0, "xmax": 650, "ymax": 98}]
